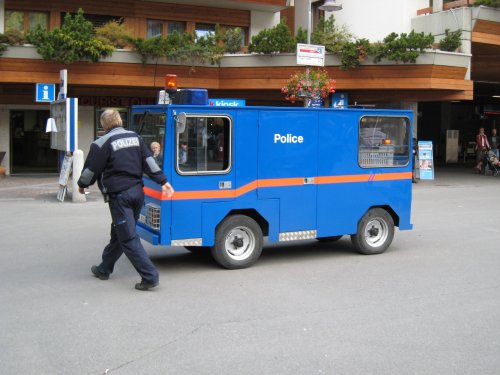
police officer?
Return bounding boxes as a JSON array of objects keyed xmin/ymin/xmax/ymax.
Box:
[{"xmin": 78, "ymin": 109, "xmax": 174, "ymax": 291}]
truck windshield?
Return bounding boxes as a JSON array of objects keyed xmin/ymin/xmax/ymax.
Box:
[{"xmin": 132, "ymin": 112, "xmax": 166, "ymax": 168}]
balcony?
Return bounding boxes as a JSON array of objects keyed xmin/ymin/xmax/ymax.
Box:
[{"xmin": 0, "ymin": 44, "xmax": 473, "ymax": 103}]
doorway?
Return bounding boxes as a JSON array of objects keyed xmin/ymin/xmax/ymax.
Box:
[{"xmin": 10, "ymin": 109, "xmax": 58, "ymax": 173}]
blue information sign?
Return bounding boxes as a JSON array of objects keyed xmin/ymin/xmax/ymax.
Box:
[
  {"xmin": 332, "ymin": 92, "xmax": 348, "ymax": 109},
  {"xmin": 418, "ymin": 141, "xmax": 434, "ymax": 180},
  {"xmin": 36, "ymin": 83, "xmax": 56, "ymax": 102},
  {"xmin": 209, "ymin": 99, "xmax": 246, "ymax": 107}
]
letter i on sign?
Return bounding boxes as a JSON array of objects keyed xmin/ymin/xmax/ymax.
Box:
[{"xmin": 42, "ymin": 85, "xmax": 49, "ymax": 100}]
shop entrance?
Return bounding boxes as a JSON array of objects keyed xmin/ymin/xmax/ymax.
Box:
[{"xmin": 10, "ymin": 110, "xmax": 58, "ymax": 173}]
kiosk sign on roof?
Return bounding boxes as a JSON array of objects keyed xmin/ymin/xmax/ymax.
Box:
[
  {"xmin": 209, "ymin": 99, "xmax": 246, "ymax": 107},
  {"xmin": 296, "ymin": 43, "xmax": 325, "ymax": 67}
]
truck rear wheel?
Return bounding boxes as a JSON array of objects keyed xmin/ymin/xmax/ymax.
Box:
[
  {"xmin": 211, "ymin": 215, "xmax": 263, "ymax": 269},
  {"xmin": 351, "ymin": 208, "xmax": 394, "ymax": 255}
]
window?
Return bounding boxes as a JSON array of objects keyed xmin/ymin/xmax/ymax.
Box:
[
  {"xmin": 168, "ymin": 21, "xmax": 185, "ymax": 34},
  {"xmin": 130, "ymin": 112, "xmax": 165, "ymax": 146},
  {"xmin": 195, "ymin": 23, "xmax": 215, "ymax": 41},
  {"xmin": 147, "ymin": 20, "xmax": 185, "ymax": 38},
  {"xmin": 147, "ymin": 20, "xmax": 163, "ymax": 38},
  {"xmin": 5, "ymin": 10, "xmax": 48, "ymax": 33},
  {"xmin": 177, "ymin": 115, "xmax": 231, "ymax": 174},
  {"xmin": 96, "ymin": 108, "xmax": 129, "ymax": 138},
  {"xmin": 358, "ymin": 116, "xmax": 410, "ymax": 168}
]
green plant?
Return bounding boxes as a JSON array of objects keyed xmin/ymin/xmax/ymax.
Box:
[
  {"xmin": 248, "ymin": 19, "xmax": 295, "ymax": 54},
  {"xmin": 281, "ymin": 68, "xmax": 336, "ymax": 102},
  {"xmin": 372, "ymin": 31, "xmax": 434, "ymax": 63},
  {"xmin": 130, "ymin": 36, "xmax": 167, "ymax": 63},
  {"xmin": 219, "ymin": 26, "xmax": 244, "ymax": 54},
  {"xmin": 27, "ymin": 9, "xmax": 114, "ymax": 63},
  {"xmin": 185, "ymin": 32, "xmax": 225, "ymax": 64},
  {"xmin": 130, "ymin": 30, "xmax": 224, "ymax": 65},
  {"xmin": 0, "ymin": 29, "xmax": 26, "ymax": 45},
  {"xmin": 95, "ymin": 20, "xmax": 133, "ymax": 49},
  {"xmin": 26, "ymin": 25, "xmax": 46, "ymax": 45},
  {"xmin": 474, "ymin": 0, "xmax": 500, "ymax": 7},
  {"xmin": 311, "ymin": 15, "xmax": 354, "ymax": 54},
  {"xmin": 0, "ymin": 42, "xmax": 6, "ymax": 56},
  {"xmin": 439, "ymin": 29, "xmax": 461, "ymax": 52},
  {"xmin": 340, "ymin": 38, "xmax": 372, "ymax": 70},
  {"xmin": 295, "ymin": 27, "xmax": 308, "ymax": 44}
]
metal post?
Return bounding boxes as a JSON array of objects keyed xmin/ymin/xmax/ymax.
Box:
[
  {"xmin": 72, "ymin": 149, "xmax": 86, "ymax": 203},
  {"xmin": 305, "ymin": 0, "xmax": 312, "ymax": 107}
]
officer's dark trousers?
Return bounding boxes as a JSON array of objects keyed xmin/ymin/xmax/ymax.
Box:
[{"xmin": 96, "ymin": 184, "xmax": 159, "ymax": 284}]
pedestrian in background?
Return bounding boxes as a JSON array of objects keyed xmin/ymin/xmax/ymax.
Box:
[
  {"xmin": 490, "ymin": 128, "xmax": 499, "ymax": 158},
  {"xmin": 474, "ymin": 127, "xmax": 490, "ymax": 173},
  {"xmin": 78, "ymin": 109, "xmax": 174, "ymax": 291}
]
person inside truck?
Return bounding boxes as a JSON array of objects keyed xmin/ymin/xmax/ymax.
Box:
[
  {"xmin": 150, "ymin": 141, "xmax": 163, "ymax": 167},
  {"xmin": 179, "ymin": 142, "xmax": 188, "ymax": 164}
]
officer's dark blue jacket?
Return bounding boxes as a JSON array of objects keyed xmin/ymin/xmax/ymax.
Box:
[{"xmin": 78, "ymin": 127, "xmax": 167, "ymax": 193}]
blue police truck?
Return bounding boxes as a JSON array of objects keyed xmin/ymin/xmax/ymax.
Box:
[{"xmin": 132, "ymin": 91, "xmax": 413, "ymax": 269}]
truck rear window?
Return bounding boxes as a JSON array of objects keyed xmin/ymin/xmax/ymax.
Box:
[
  {"xmin": 359, "ymin": 116, "xmax": 410, "ymax": 168},
  {"xmin": 176, "ymin": 115, "xmax": 231, "ymax": 174}
]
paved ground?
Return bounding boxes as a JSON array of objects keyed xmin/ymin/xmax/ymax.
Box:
[{"xmin": 0, "ymin": 167, "xmax": 499, "ymax": 375}]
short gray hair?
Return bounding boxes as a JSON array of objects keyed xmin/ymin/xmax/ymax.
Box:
[{"xmin": 100, "ymin": 110, "xmax": 122, "ymax": 130}]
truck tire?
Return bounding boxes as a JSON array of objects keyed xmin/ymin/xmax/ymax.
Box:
[
  {"xmin": 351, "ymin": 208, "xmax": 394, "ymax": 255},
  {"xmin": 211, "ymin": 215, "xmax": 263, "ymax": 269},
  {"xmin": 316, "ymin": 235, "xmax": 342, "ymax": 242}
]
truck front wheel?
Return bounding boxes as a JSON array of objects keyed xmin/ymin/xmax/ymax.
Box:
[
  {"xmin": 211, "ymin": 215, "xmax": 263, "ymax": 269},
  {"xmin": 351, "ymin": 208, "xmax": 394, "ymax": 255}
]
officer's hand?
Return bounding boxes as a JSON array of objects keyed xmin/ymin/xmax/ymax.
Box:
[
  {"xmin": 162, "ymin": 182, "xmax": 174, "ymax": 198},
  {"xmin": 78, "ymin": 187, "xmax": 85, "ymax": 195}
]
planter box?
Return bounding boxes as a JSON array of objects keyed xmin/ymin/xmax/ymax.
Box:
[{"xmin": 1, "ymin": 45, "xmax": 471, "ymax": 71}]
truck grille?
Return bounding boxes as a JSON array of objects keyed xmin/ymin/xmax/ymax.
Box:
[{"xmin": 142, "ymin": 203, "xmax": 161, "ymax": 230}]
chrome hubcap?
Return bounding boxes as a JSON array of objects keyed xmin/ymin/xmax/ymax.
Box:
[
  {"xmin": 364, "ymin": 218, "xmax": 388, "ymax": 248},
  {"xmin": 224, "ymin": 226, "xmax": 255, "ymax": 260}
]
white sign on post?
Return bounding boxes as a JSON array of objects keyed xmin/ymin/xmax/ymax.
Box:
[{"xmin": 297, "ymin": 43, "xmax": 325, "ymax": 67}]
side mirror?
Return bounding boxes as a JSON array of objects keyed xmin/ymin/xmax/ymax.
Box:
[{"xmin": 176, "ymin": 112, "xmax": 187, "ymax": 133}]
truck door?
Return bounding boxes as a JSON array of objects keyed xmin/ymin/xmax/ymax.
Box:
[
  {"xmin": 130, "ymin": 108, "xmax": 172, "ymax": 246},
  {"xmin": 169, "ymin": 112, "xmax": 234, "ymax": 244},
  {"xmin": 257, "ymin": 110, "xmax": 318, "ymax": 236}
]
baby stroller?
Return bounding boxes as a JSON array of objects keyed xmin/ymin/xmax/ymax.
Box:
[{"xmin": 483, "ymin": 150, "xmax": 500, "ymax": 176}]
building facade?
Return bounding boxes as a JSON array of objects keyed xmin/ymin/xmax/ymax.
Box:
[{"xmin": 0, "ymin": 0, "xmax": 498, "ymax": 174}]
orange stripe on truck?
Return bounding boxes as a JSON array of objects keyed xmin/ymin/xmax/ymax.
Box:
[{"xmin": 144, "ymin": 173, "xmax": 412, "ymax": 201}]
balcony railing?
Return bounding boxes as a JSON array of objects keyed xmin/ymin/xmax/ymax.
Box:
[{"xmin": 417, "ymin": 0, "xmax": 477, "ymax": 15}]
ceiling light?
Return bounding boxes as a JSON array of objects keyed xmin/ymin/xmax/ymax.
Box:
[{"xmin": 319, "ymin": 0, "xmax": 343, "ymax": 11}]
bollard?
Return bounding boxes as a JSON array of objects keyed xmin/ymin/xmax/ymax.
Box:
[{"xmin": 72, "ymin": 149, "xmax": 86, "ymax": 203}]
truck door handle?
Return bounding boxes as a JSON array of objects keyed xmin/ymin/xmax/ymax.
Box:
[{"xmin": 304, "ymin": 177, "xmax": 314, "ymax": 184}]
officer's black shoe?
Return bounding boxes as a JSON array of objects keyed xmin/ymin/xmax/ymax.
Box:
[
  {"xmin": 135, "ymin": 280, "xmax": 159, "ymax": 291},
  {"xmin": 91, "ymin": 265, "xmax": 109, "ymax": 280}
]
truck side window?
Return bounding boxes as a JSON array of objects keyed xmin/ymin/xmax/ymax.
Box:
[
  {"xmin": 177, "ymin": 115, "xmax": 231, "ymax": 174},
  {"xmin": 359, "ymin": 116, "xmax": 410, "ymax": 168}
]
